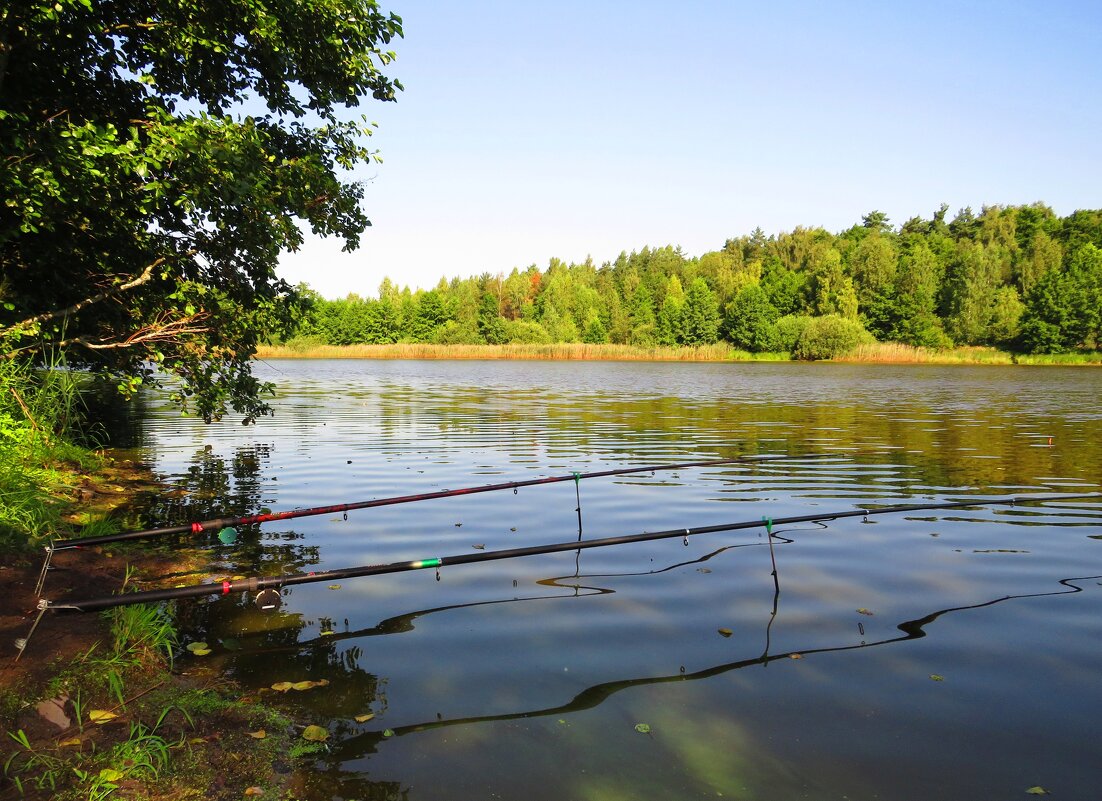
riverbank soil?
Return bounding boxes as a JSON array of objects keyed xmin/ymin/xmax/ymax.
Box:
[{"xmin": 0, "ymin": 458, "xmax": 301, "ymax": 800}]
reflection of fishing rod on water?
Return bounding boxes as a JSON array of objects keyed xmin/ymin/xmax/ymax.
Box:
[
  {"xmin": 199, "ymin": 539, "xmax": 793, "ymax": 659},
  {"xmin": 327, "ymin": 572, "xmax": 1102, "ymax": 759}
]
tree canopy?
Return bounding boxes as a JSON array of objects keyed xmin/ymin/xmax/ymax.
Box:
[
  {"xmin": 290, "ymin": 204, "xmax": 1102, "ymax": 358},
  {"xmin": 1, "ymin": 0, "xmax": 402, "ymax": 420}
]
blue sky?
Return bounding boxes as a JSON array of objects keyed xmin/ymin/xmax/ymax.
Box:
[{"xmin": 277, "ymin": 1, "xmax": 1102, "ymax": 298}]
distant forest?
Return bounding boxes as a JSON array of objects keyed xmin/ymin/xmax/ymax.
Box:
[{"xmin": 290, "ymin": 204, "xmax": 1102, "ymax": 357}]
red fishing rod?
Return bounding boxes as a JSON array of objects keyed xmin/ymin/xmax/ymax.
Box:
[{"xmin": 45, "ymin": 452, "xmax": 838, "ymax": 551}]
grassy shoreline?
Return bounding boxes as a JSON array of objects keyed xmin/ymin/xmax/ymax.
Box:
[{"xmin": 255, "ymin": 341, "xmax": 1102, "ymax": 365}]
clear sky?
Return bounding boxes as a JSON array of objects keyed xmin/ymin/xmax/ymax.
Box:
[{"xmin": 276, "ymin": 0, "xmax": 1102, "ymax": 299}]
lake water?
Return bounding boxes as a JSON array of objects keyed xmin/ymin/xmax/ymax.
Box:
[{"xmin": 130, "ymin": 360, "xmax": 1102, "ymax": 800}]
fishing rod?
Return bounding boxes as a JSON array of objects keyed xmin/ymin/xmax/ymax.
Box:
[
  {"xmin": 38, "ymin": 491, "xmax": 1101, "ymax": 616},
  {"xmin": 32, "ymin": 452, "xmax": 839, "ymax": 595}
]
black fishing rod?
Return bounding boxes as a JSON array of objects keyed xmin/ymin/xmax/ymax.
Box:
[{"xmin": 41, "ymin": 491, "xmax": 1102, "ymax": 614}]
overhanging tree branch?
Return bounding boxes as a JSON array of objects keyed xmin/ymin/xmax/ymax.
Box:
[{"xmin": 0, "ymin": 256, "xmax": 170, "ymax": 339}]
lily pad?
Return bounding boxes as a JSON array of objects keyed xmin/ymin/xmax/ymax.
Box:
[
  {"xmin": 190, "ymin": 647, "xmax": 212, "ymax": 656},
  {"xmin": 270, "ymin": 681, "xmax": 294, "ymax": 692},
  {"xmin": 1025, "ymin": 788, "xmax": 1050, "ymax": 796},
  {"xmin": 301, "ymin": 725, "xmax": 329, "ymax": 742},
  {"xmin": 930, "ymin": 674, "xmax": 945, "ymax": 682},
  {"xmin": 186, "ymin": 642, "xmax": 209, "ymax": 653},
  {"xmin": 292, "ymin": 681, "xmax": 317, "ymax": 691},
  {"xmin": 634, "ymin": 723, "xmax": 651, "ymax": 734}
]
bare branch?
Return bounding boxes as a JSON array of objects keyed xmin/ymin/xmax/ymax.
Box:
[{"xmin": 0, "ymin": 256, "xmax": 170, "ymax": 339}]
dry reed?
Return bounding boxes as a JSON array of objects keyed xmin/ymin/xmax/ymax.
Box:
[{"xmin": 255, "ymin": 342, "xmax": 791, "ymax": 362}]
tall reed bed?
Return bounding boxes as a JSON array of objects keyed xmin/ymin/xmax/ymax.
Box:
[{"xmin": 257, "ymin": 342, "xmax": 792, "ymax": 362}]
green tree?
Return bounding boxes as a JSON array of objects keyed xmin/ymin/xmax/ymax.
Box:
[
  {"xmin": 0, "ymin": 0, "xmax": 402, "ymax": 421},
  {"xmin": 1019, "ymin": 244, "xmax": 1102, "ymax": 352},
  {"xmin": 680, "ymin": 278, "xmax": 720, "ymax": 345},
  {"xmin": 477, "ymin": 292, "xmax": 508, "ymax": 344},
  {"xmin": 655, "ymin": 276, "xmax": 685, "ymax": 346},
  {"xmin": 721, "ymin": 284, "xmax": 779, "ymax": 352}
]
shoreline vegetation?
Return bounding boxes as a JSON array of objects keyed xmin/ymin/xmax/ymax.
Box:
[
  {"xmin": 0, "ymin": 368, "xmax": 305, "ymax": 799},
  {"xmin": 255, "ymin": 341, "xmax": 1102, "ymax": 366}
]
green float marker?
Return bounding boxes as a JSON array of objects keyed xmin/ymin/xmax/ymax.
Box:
[
  {"xmin": 218, "ymin": 527, "xmax": 238, "ymax": 545},
  {"xmin": 412, "ymin": 558, "xmax": 443, "ymax": 569}
]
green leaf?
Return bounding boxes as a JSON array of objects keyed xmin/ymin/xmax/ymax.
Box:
[
  {"xmin": 382, "ymin": 728, "xmax": 394, "ymax": 737},
  {"xmin": 302, "ymin": 725, "xmax": 329, "ymax": 742},
  {"xmin": 634, "ymin": 723, "xmax": 651, "ymax": 734},
  {"xmin": 929, "ymin": 674, "xmax": 945, "ymax": 682},
  {"xmin": 1025, "ymin": 787, "xmax": 1050, "ymax": 795}
]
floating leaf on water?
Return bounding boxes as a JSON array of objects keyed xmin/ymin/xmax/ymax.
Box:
[
  {"xmin": 382, "ymin": 728, "xmax": 395, "ymax": 737},
  {"xmin": 57, "ymin": 736, "xmax": 83, "ymax": 748},
  {"xmin": 270, "ymin": 682, "xmax": 294, "ymax": 692},
  {"xmin": 99, "ymin": 768, "xmax": 124, "ymax": 782},
  {"xmin": 292, "ymin": 681, "xmax": 317, "ymax": 691},
  {"xmin": 186, "ymin": 642, "xmax": 209, "ymax": 653},
  {"xmin": 89, "ymin": 710, "xmax": 118, "ymax": 724},
  {"xmin": 249, "ymin": 730, "xmax": 266, "ymax": 739},
  {"xmin": 328, "ymin": 584, "xmax": 342, "ymax": 590},
  {"xmin": 717, "ymin": 627, "xmax": 733, "ymax": 637},
  {"xmin": 301, "ymin": 725, "xmax": 329, "ymax": 742},
  {"xmin": 354, "ymin": 713, "xmax": 375, "ymax": 723},
  {"xmin": 191, "ymin": 648, "xmax": 212, "ymax": 656},
  {"xmin": 856, "ymin": 608, "xmax": 874, "ymax": 616},
  {"xmin": 1025, "ymin": 787, "xmax": 1050, "ymax": 795},
  {"xmin": 472, "ymin": 544, "xmax": 485, "ymax": 550},
  {"xmin": 930, "ymin": 674, "xmax": 945, "ymax": 682},
  {"xmin": 634, "ymin": 723, "xmax": 651, "ymax": 734},
  {"xmin": 789, "ymin": 653, "xmax": 803, "ymax": 660}
]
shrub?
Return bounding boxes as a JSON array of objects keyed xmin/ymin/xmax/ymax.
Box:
[
  {"xmin": 792, "ymin": 315, "xmax": 875, "ymax": 360},
  {"xmin": 768, "ymin": 315, "xmax": 813, "ymax": 353},
  {"xmin": 432, "ymin": 321, "xmax": 483, "ymax": 345},
  {"xmin": 505, "ymin": 320, "xmax": 553, "ymax": 344}
]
